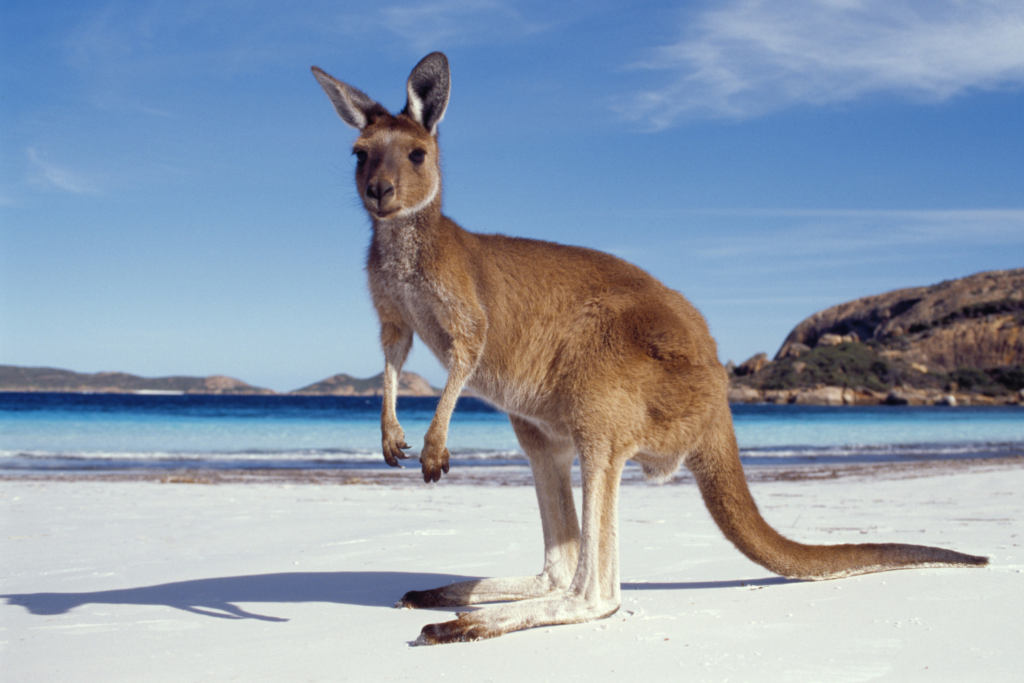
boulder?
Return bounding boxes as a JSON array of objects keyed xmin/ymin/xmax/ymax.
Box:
[
  {"xmin": 778, "ymin": 342, "xmax": 811, "ymax": 359},
  {"xmin": 884, "ymin": 388, "xmax": 931, "ymax": 406},
  {"xmin": 791, "ymin": 386, "xmax": 845, "ymax": 406},
  {"xmin": 762, "ymin": 390, "xmax": 793, "ymax": 404},
  {"xmin": 884, "ymin": 390, "xmax": 910, "ymax": 405},
  {"xmin": 727, "ymin": 386, "xmax": 762, "ymax": 403},
  {"xmin": 735, "ymin": 353, "xmax": 769, "ymax": 376},
  {"xmin": 816, "ymin": 333, "xmax": 857, "ymax": 347}
]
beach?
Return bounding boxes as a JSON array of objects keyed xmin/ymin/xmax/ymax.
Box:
[{"xmin": 2, "ymin": 458, "xmax": 1022, "ymax": 682}]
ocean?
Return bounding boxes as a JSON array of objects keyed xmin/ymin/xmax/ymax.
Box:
[{"xmin": 1, "ymin": 392, "xmax": 1022, "ymax": 474}]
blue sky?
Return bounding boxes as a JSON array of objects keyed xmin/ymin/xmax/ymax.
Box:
[{"xmin": 2, "ymin": 0, "xmax": 1023, "ymax": 392}]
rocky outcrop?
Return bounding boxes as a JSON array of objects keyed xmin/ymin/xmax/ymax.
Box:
[
  {"xmin": 0, "ymin": 365, "xmax": 274, "ymax": 394},
  {"xmin": 734, "ymin": 353, "xmax": 769, "ymax": 376},
  {"xmin": 291, "ymin": 371, "xmax": 439, "ymax": 396},
  {"xmin": 727, "ymin": 269, "xmax": 1024, "ymax": 405},
  {"xmin": 775, "ymin": 268, "xmax": 1024, "ymax": 372}
]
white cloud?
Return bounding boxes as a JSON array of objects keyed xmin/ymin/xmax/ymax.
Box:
[
  {"xmin": 682, "ymin": 208, "xmax": 1024, "ymax": 274},
  {"xmin": 622, "ymin": 0, "xmax": 1024, "ymax": 127},
  {"xmin": 603, "ymin": 207, "xmax": 1024, "ymax": 274},
  {"xmin": 335, "ymin": 0, "xmax": 551, "ymax": 51},
  {"xmin": 26, "ymin": 148, "xmax": 100, "ymax": 195}
]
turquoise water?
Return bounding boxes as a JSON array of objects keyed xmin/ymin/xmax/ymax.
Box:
[{"xmin": 1, "ymin": 393, "xmax": 1022, "ymax": 471}]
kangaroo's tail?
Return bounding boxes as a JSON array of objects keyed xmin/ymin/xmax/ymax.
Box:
[{"xmin": 687, "ymin": 419, "xmax": 988, "ymax": 580}]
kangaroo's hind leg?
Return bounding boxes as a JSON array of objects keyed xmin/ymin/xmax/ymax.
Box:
[
  {"xmin": 396, "ymin": 415, "xmax": 580, "ymax": 608},
  {"xmin": 413, "ymin": 440, "xmax": 627, "ymax": 644}
]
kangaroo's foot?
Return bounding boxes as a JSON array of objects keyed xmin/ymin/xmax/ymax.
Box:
[{"xmin": 411, "ymin": 593, "xmax": 620, "ymax": 645}]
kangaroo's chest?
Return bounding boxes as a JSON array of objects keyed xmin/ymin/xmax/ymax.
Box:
[{"xmin": 372, "ymin": 258, "xmax": 456, "ymax": 367}]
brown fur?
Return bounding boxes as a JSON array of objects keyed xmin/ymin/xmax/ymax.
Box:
[{"xmin": 312, "ymin": 53, "xmax": 988, "ymax": 645}]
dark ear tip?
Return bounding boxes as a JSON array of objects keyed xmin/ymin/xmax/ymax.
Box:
[{"xmin": 416, "ymin": 52, "xmax": 449, "ymax": 74}]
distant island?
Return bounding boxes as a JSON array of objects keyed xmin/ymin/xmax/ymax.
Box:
[
  {"xmin": 0, "ymin": 366, "xmax": 440, "ymax": 397},
  {"xmin": 3, "ymin": 269, "xmax": 1021, "ymax": 405},
  {"xmin": 291, "ymin": 372, "xmax": 440, "ymax": 396},
  {"xmin": 0, "ymin": 366, "xmax": 275, "ymax": 395}
]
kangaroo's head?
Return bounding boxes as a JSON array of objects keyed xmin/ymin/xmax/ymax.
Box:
[{"xmin": 312, "ymin": 53, "xmax": 450, "ymax": 221}]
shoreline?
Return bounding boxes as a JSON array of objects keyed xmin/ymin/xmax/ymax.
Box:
[{"xmin": 4, "ymin": 454, "xmax": 1022, "ymax": 486}]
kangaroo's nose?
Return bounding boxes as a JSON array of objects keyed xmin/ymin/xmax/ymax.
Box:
[{"xmin": 366, "ymin": 180, "xmax": 395, "ymax": 203}]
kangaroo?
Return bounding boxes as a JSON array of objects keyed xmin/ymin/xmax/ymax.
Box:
[{"xmin": 311, "ymin": 53, "xmax": 988, "ymax": 645}]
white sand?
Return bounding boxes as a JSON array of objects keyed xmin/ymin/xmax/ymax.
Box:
[{"xmin": 2, "ymin": 464, "xmax": 1022, "ymax": 682}]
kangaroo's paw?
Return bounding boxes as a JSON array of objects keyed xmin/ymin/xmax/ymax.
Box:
[
  {"xmin": 381, "ymin": 423, "xmax": 410, "ymax": 468},
  {"xmin": 413, "ymin": 614, "xmax": 500, "ymax": 646},
  {"xmin": 419, "ymin": 442, "xmax": 450, "ymax": 483}
]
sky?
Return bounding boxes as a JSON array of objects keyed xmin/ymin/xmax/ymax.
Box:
[{"xmin": 2, "ymin": 0, "xmax": 1023, "ymax": 392}]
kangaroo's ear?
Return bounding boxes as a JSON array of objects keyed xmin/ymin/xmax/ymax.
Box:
[
  {"xmin": 403, "ymin": 52, "xmax": 450, "ymax": 135},
  {"xmin": 312, "ymin": 66, "xmax": 387, "ymax": 130}
]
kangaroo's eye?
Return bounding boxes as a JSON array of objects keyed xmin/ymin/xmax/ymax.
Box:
[
  {"xmin": 353, "ymin": 150, "xmax": 368, "ymax": 166},
  {"xmin": 408, "ymin": 149, "xmax": 426, "ymax": 164}
]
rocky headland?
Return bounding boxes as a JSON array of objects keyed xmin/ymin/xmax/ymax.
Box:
[{"xmin": 729, "ymin": 268, "xmax": 1024, "ymax": 406}]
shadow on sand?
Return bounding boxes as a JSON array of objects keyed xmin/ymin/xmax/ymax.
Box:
[
  {"xmin": 1, "ymin": 571, "xmax": 469, "ymax": 622},
  {"xmin": 3, "ymin": 573, "xmax": 798, "ymax": 623}
]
